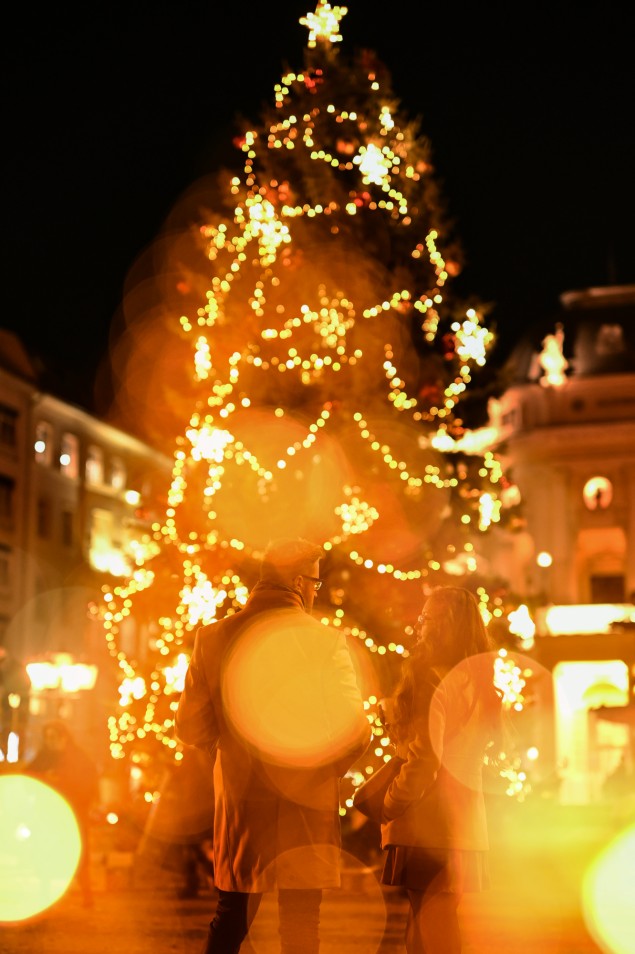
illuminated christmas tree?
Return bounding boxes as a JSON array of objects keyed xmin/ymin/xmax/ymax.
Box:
[{"xmin": 98, "ymin": 1, "xmax": 531, "ymax": 808}]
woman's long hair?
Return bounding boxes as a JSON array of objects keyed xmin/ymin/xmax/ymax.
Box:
[{"xmin": 389, "ymin": 586, "xmax": 501, "ymax": 744}]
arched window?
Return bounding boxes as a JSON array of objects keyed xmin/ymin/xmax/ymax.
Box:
[
  {"xmin": 60, "ymin": 432, "xmax": 79, "ymax": 480},
  {"xmin": 34, "ymin": 421, "xmax": 54, "ymax": 466},
  {"xmin": 85, "ymin": 444, "xmax": 104, "ymax": 485},
  {"xmin": 109, "ymin": 456, "xmax": 126, "ymax": 491}
]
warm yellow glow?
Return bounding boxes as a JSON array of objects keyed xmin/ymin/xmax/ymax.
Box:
[
  {"xmin": 582, "ymin": 476, "xmax": 613, "ymax": 510},
  {"xmin": 222, "ymin": 611, "xmax": 367, "ymax": 771},
  {"xmin": 553, "ymin": 659, "xmax": 628, "ymax": 804},
  {"xmin": 539, "ymin": 322, "xmax": 568, "ymax": 387},
  {"xmin": 507, "ymin": 604, "xmax": 536, "ymax": 642},
  {"xmin": 96, "ymin": 0, "xmax": 518, "ymax": 798},
  {"xmin": 335, "ymin": 491, "xmax": 379, "ymax": 535},
  {"xmin": 300, "ymin": 1, "xmax": 347, "ymax": 49},
  {"xmin": 582, "ymin": 822, "xmax": 635, "ymax": 954},
  {"xmin": 26, "ymin": 655, "xmax": 98, "ymax": 692},
  {"xmin": 540, "ymin": 604, "xmax": 635, "ymax": 636},
  {"xmin": 0, "ymin": 775, "xmax": 81, "ymax": 922},
  {"xmin": 494, "ymin": 650, "xmax": 527, "ymax": 710}
]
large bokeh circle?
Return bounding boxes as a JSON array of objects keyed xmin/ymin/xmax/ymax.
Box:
[{"xmin": 0, "ymin": 774, "xmax": 81, "ymax": 922}]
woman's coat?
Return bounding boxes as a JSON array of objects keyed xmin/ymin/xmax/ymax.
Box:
[{"xmin": 381, "ymin": 661, "xmax": 499, "ymax": 852}]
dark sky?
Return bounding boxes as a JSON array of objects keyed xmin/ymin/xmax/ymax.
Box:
[{"xmin": 6, "ymin": 1, "xmax": 634, "ymax": 415}]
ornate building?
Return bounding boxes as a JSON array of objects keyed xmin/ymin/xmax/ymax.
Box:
[{"xmin": 487, "ymin": 285, "xmax": 635, "ymax": 803}]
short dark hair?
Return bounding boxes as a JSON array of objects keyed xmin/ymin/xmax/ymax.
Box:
[{"xmin": 260, "ymin": 537, "xmax": 324, "ymax": 583}]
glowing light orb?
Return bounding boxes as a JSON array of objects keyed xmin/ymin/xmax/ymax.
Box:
[
  {"xmin": 222, "ymin": 610, "xmax": 367, "ymax": 777},
  {"xmin": 582, "ymin": 822, "xmax": 635, "ymax": 954},
  {"xmin": 0, "ymin": 774, "xmax": 82, "ymax": 922},
  {"xmin": 426, "ymin": 652, "xmax": 552, "ymax": 798}
]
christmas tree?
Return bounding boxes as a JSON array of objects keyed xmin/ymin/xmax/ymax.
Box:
[{"xmin": 98, "ymin": 1, "xmax": 531, "ymax": 811}]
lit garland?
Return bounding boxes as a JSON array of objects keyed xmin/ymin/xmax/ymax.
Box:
[{"xmin": 97, "ymin": 2, "xmax": 527, "ymax": 804}]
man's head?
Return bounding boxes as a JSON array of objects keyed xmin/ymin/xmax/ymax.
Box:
[{"xmin": 260, "ymin": 538, "xmax": 324, "ymax": 610}]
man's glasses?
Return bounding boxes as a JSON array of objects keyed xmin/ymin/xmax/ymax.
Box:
[{"xmin": 301, "ymin": 574, "xmax": 323, "ymax": 592}]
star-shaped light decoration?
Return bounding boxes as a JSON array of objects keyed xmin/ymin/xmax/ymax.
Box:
[
  {"xmin": 353, "ymin": 142, "xmax": 393, "ymax": 187},
  {"xmin": 452, "ymin": 309, "xmax": 493, "ymax": 367},
  {"xmin": 300, "ymin": 1, "xmax": 348, "ymax": 49},
  {"xmin": 335, "ymin": 489, "xmax": 379, "ymax": 535}
]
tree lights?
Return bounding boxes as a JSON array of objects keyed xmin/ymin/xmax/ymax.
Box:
[{"xmin": 99, "ymin": 1, "xmax": 527, "ymax": 802}]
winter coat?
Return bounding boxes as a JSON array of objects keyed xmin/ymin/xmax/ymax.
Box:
[
  {"xmin": 381, "ymin": 660, "xmax": 500, "ymax": 852},
  {"xmin": 175, "ymin": 581, "xmax": 370, "ymax": 892}
]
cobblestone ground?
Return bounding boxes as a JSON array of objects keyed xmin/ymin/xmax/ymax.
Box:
[{"xmin": 3, "ymin": 798, "xmax": 632, "ymax": 953}]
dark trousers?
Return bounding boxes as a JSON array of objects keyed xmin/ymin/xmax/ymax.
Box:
[{"xmin": 203, "ymin": 887, "xmax": 322, "ymax": 954}]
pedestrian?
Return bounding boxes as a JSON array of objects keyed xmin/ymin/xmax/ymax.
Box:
[
  {"xmin": 25, "ymin": 718, "xmax": 100, "ymax": 907},
  {"xmin": 0, "ymin": 645, "xmax": 31, "ymax": 763},
  {"xmin": 379, "ymin": 586, "xmax": 503, "ymax": 954},
  {"xmin": 175, "ymin": 537, "xmax": 370, "ymax": 953},
  {"xmin": 142, "ymin": 744, "xmax": 215, "ymax": 899}
]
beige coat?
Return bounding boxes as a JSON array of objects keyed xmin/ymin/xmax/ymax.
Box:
[
  {"xmin": 381, "ymin": 662, "xmax": 499, "ymax": 852},
  {"xmin": 175, "ymin": 582, "xmax": 369, "ymax": 892}
]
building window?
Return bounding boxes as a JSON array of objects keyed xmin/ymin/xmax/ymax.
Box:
[
  {"xmin": 34, "ymin": 421, "xmax": 54, "ymax": 466},
  {"xmin": 109, "ymin": 457, "xmax": 126, "ymax": 491},
  {"xmin": 61, "ymin": 510, "xmax": 74, "ymax": 548},
  {"xmin": 595, "ymin": 324, "xmax": 625, "ymax": 357},
  {"xmin": 583, "ymin": 476, "xmax": 613, "ymax": 511},
  {"xmin": 0, "ymin": 404, "xmax": 17, "ymax": 451},
  {"xmin": 85, "ymin": 444, "xmax": 104, "ymax": 485},
  {"xmin": 0, "ymin": 475, "xmax": 15, "ymax": 527},
  {"xmin": 37, "ymin": 497, "xmax": 51, "ymax": 538},
  {"xmin": 60, "ymin": 432, "xmax": 79, "ymax": 479},
  {"xmin": 89, "ymin": 507, "xmax": 130, "ymax": 576}
]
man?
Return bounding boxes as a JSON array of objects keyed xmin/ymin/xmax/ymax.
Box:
[{"xmin": 175, "ymin": 538, "xmax": 370, "ymax": 954}]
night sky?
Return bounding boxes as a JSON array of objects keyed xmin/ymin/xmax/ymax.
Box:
[{"xmin": 6, "ymin": 1, "xmax": 634, "ymax": 417}]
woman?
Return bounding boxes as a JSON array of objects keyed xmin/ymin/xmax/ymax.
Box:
[{"xmin": 380, "ymin": 586, "xmax": 503, "ymax": 954}]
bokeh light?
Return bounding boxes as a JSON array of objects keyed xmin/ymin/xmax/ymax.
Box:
[
  {"xmin": 426, "ymin": 652, "xmax": 553, "ymax": 798},
  {"xmin": 582, "ymin": 822, "xmax": 635, "ymax": 954},
  {"xmin": 222, "ymin": 610, "xmax": 368, "ymax": 779},
  {"xmin": 0, "ymin": 774, "xmax": 81, "ymax": 922}
]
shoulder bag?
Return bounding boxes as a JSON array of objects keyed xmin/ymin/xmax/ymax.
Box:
[{"xmin": 352, "ymin": 755, "xmax": 405, "ymax": 823}]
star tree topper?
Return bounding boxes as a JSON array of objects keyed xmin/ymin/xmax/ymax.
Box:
[{"xmin": 300, "ymin": 1, "xmax": 348, "ymax": 48}]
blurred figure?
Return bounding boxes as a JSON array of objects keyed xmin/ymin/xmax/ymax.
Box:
[
  {"xmin": 176, "ymin": 537, "xmax": 370, "ymax": 954},
  {"xmin": 379, "ymin": 586, "xmax": 503, "ymax": 954},
  {"xmin": 0, "ymin": 645, "xmax": 31, "ymax": 763},
  {"xmin": 143, "ymin": 744, "xmax": 215, "ymax": 899},
  {"xmin": 26, "ymin": 719, "xmax": 100, "ymax": 907}
]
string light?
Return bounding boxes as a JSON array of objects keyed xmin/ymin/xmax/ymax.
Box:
[{"xmin": 97, "ymin": 2, "xmax": 522, "ymax": 803}]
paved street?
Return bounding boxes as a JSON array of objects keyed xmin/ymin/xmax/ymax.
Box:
[{"xmin": 3, "ymin": 798, "xmax": 632, "ymax": 953}]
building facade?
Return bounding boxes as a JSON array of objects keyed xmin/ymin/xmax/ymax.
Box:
[
  {"xmin": 0, "ymin": 331, "xmax": 172, "ymax": 761},
  {"xmin": 486, "ymin": 285, "xmax": 635, "ymax": 804}
]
